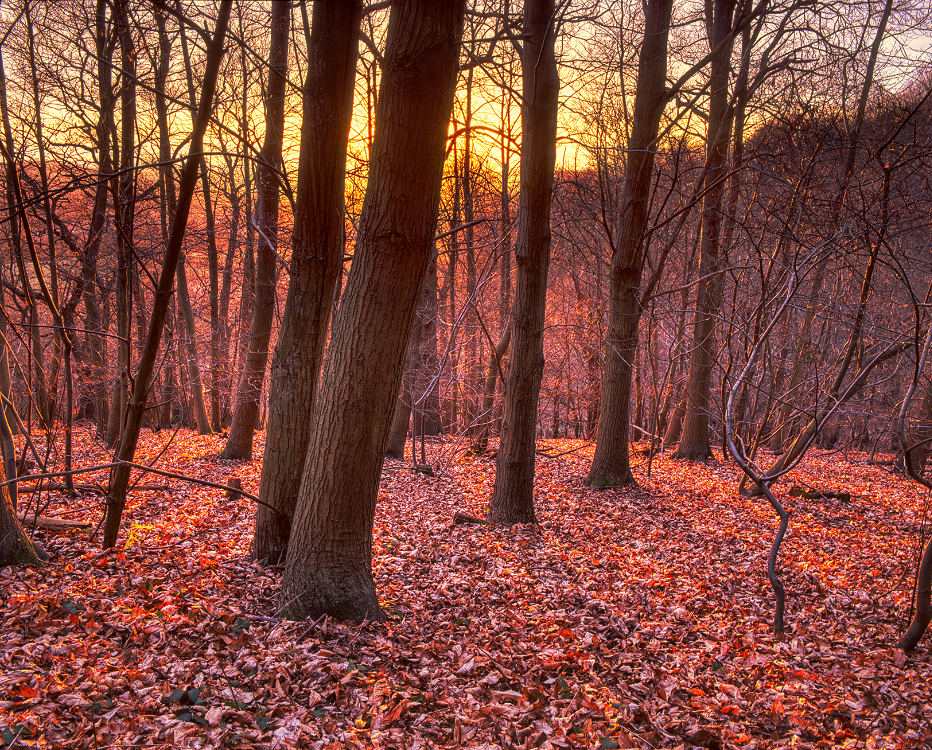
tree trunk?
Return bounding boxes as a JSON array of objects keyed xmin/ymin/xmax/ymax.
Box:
[
  {"xmin": 106, "ymin": 0, "xmax": 137, "ymax": 448},
  {"xmin": 586, "ymin": 0, "xmax": 673, "ymax": 487},
  {"xmin": 675, "ymin": 0, "xmax": 737, "ymax": 460},
  {"xmin": 103, "ymin": 0, "xmax": 231, "ymax": 548},
  {"xmin": 487, "ymin": 0, "xmax": 559, "ymax": 525},
  {"xmin": 386, "ymin": 315, "xmax": 424, "ymax": 461},
  {"xmin": 472, "ymin": 325, "xmax": 511, "ymax": 452},
  {"xmin": 417, "ymin": 249, "xmax": 443, "ymax": 435},
  {"xmin": 281, "ymin": 0, "xmax": 465, "ymax": 620},
  {"xmin": 253, "ymin": 0, "xmax": 361, "ymax": 563},
  {"xmin": 224, "ymin": 0, "xmax": 290, "ymax": 460},
  {"xmin": 0, "ymin": 458, "xmax": 41, "ymax": 567}
]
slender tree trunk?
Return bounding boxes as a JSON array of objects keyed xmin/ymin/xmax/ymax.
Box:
[
  {"xmin": 224, "ymin": 1, "xmax": 290, "ymax": 460},
  {"xmin": 253, "ymin": 0, "xmax": 361, "ymax": 562},
  {"xmin": 472, "ymin": 326, "xmax": 511, "ymax": 451},
  {"xmin": 586, "ymin": 0, "xmax": 673, "ymax": 487},
  {"xmin": 417, "ymin": 249, "xmax": 443, "ymax": 435},
  {"xmin": 103, "ymin": 1, "xmax": 232, "ymax": 548},
  {"xmin": 281, "ymin": 0, "xmax": 465, "ymax": 620},
  {"xmin": 386, "ymin": 312, "xmax": 424, "ymax": 461},
  {"xmin": 675, "ymin": 0, "xmax": 737, "ymax": 460},
  {"xmin": 106, "ymin": 0, "xmax": 137, "ymax": 448},
  {"xmin": 487, "ymin": 0, "xmax": 559, "ymax": 525}
]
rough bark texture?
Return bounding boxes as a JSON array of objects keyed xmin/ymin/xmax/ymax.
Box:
[
  {"xmin": 224, "ymin": 0, "xmax": 290, "ymax": 460},
  {"xmin": 487, "ymin": 0, "xmax": 559, "ymax": 525},
  {"xmin": 103, "ymin": 1, "xmax": 231, "ymax": 548},
  {"xmin": 280, "ymin": 0, "xmax": 464, "ymax": 620},
  {"xmin": 675, "ymin": 0, "xmax": 737, "ymax": 460},
  {"xmin": 0, "ymin": 450, "xmax": 40, "ymax": 567},
  {"xmin": 253, "ymin": 0, "xmax": 361, "ymax": 563},
  {"xmin": 586, "ymin": 0, "xmax": 673, "ymax": 488}
]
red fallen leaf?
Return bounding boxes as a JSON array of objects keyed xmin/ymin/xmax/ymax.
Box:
[
  {"xmin": 9, "ymin": 684, "xmax": 37, "ymax": 701},
  {"xmin": 383, "ymin": 698, "xmax": 409, "ymax": 724}
]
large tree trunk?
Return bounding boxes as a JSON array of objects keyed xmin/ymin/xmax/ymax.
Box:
[
  {"xmin": 223, "ymin": 1, "xmax": 290, "ymax": 460},
  {"xmin": 675, "ymin": 0, "xmax": 737, "ymax": 460},
  {"xmin": 281, "ymin": 0, "xmax": 465, "ymax": 620},
  {"xmin": 103, "ymin": 1, "xmax": 231, "ymax": 548},
  {"xmin": 586, "ymin": 0, "xmax": 673, "ymax": 488},
  {"xmin": 253, "ymin": 0, "xmax": 361, "ymax": 563},
  {"xmin": 487, "ymin": 0, "xmax": 559, "ymax": 525},
  {"xmin": 0, "ymin": 458, "xmax": 41, "ymax": 567}
]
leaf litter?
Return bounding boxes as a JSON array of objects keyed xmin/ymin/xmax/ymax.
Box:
[{"xmin": 1, "ymin": 428, "xmax": 930, "ymax": 748}]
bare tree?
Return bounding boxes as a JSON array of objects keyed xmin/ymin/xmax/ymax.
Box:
[
  {"xmin": 224, "ymin": 0, "xmax": 291, "ymax": 459},
  {"xmin": 486, "ymin": 0, "xmax": 560, "ymax": 525},
  {"xmin": 103, "ymin": 0, "xmax": 233, "ymax": 548},
  {"xmin": 586, "ymin": 0, "xmax": 674, "ymax": 488}
]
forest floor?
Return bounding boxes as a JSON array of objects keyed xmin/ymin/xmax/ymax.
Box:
[{"xmin": 1, "ymin": 427, "xmax": 930, "ymax": 750}]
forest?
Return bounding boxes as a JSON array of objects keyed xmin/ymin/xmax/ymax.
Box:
[{"xmin": 1, "ymin": 0, "xmax": 931, "ymax": 747}]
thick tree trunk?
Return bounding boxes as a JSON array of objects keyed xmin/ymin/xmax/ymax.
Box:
[
  {"xmin": 586, "ymin": 0, "xmax": 673, "ymax": 488},
  {"xmin": 103, "ymin": 1, "xmax": 231, "ymax": 548},
  {"xmin": 253, "ymin": 0, "xmax": 361, "ymax": 563},
  {"xmin": 224, "ymin": 1, "xmax": 290, "ymax": 460},
  {"xmin": 675, "ymin": 0, "xmax": 737, "ymax": 460},
  {"xmin": 281, "ymin": 0, "xmax": 464, "ymax": 620},
  {"xmin": 487, "ymin": 0, "xmax": 559, "ymax": 525},
  {"xmin": 0, "ymin": 459, "xmax": 40, "ymax": 567}
]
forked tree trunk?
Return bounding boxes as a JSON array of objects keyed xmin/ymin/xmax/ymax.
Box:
[
  {"xmin": 253, "ymin": 0, "xmax": 361, "ymax": 563},
  {"xmin": 586, "ymin": 0, "xmax": 673, "ymax": 488},
  {"xmin": 675, "ymin": 0, "xmax": 737, "ymax": 460},
  {"xmin": 487, "ymin": 0, "xmax": 559, "ymax": 525},
  {"xmin": 224, "ymin": 0, "xmax": 290, "ymax": 460},
  {"xmin": 281, "ymin": 0, "xmax": 465, "ymax": 620}
]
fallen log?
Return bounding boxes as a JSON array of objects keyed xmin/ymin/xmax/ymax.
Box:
[{"xmin": 16, "ymin": 513, "xmax": 92, "ymax": 532}]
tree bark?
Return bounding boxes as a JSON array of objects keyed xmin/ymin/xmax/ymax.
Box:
[
  {"xmin": 0, "ymin": 458, "xmax": 41, "ymax": 567},
  {"xmin": 253, "ymin": 0, "xmax": 361, "ymax": 563},
  {"xmin": 281, "ymin": 0, "xmax": 465, "ymax": 620},
  {"xmin": 586, "ymin": 0, "xmax": 673, "ymax": 488},
  {"xmin": 487, "ymin": 0, "xmax": 559, "ymax": 525},
  {"xmin": 223, "ymin": 0, "xmax": 290, "ymax": 459}
]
